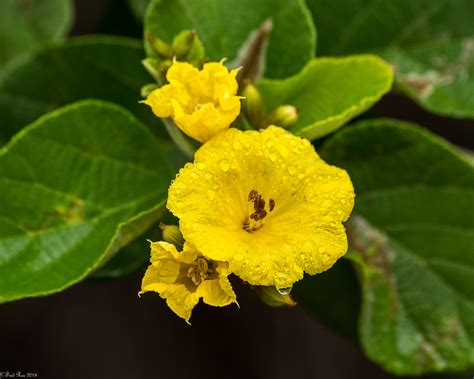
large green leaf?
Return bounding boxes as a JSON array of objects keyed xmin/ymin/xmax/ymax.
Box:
[
  {"xmin": 128, "ymin": 0, "xmax": 151, "ymax": 21},
  {"xmin": 0, "ymin": 36, "xmax": 160, "ymax": 144},
  {"xmin": 144, "ymin": 0, "xmax": 316, "ymax": 79},
  {"xmin": 305, "ymin": 0, "xmax": 474, "ymax": 119},
  {"xmin": 294, "ymin": 259, "xmax": 361, "ymax": 339},
  {"xmin": 321, "ymin": 119, "xmax": 474, "ymax": 375},
  {"xmin": 385, "ymin": 38, "xmax": 474, "ymax": 119},
  {"xmin": 0, "ymin": 100, "xmax": 174, "ymax": 303},
  {"xmin": 257, "ymin": 55, "xmax": 393, "ymax": 140},
  {"xmin": 0, "ymin": 0, "xmax": 73, "ymax": 70},
  {"xmin": 306, "ymin": 0, "xmax": 473, "ymax": 56}
]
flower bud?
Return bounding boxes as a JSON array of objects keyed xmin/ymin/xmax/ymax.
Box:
[
  {"xmin": 140, "ymin": 83, "xmax": 158, "ymax": 98},
  {"xmin": 241, "ymin": 81, "xmax": 264, "ymax": 127},
  {"xmin": 254, "ymin": 286, "xmax": 296, "ymax": 308},
  {"xmin": 160, "ymin": 223, "xmax": 184, "ymax": 249},
  {"xmin": 145, "ymin": 31, "xmax": 172, "ymax": 59},
  {"xmin": 172, "ymin": 30, "xmax": 196, "ymax": 59},
  {"xmin": 142, "ymin": 58, "xmax": 163, "ymax": 82},
  {"xmin": 265, "ymin": 105, "xmax": 299, "ymax": 129}
]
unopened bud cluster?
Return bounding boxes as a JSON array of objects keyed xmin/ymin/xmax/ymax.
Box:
[
  {"xmin": 160, "ymin": 223, "xmax": 184, "ymax": 250},
  {"xmin": 141, "ymin": 30, "xmax": 205, "ymax": 92},
  {"xmin": 241, "ymin": 82, "xmax": 299, "ymax": 130}
]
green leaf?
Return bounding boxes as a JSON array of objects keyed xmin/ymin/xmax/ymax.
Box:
[
  {"xmin": 306, "ymin": 0, "xmax": 474, "ymax": 56},
  {"xmin": 257, "ymin": 55, "xmax": 393, "ymax": 140},
  {"xmin": 0, "ymin": 36, "xmax": 160, "ymax": 144},
  {"xmin": 321, "ymin": 119, "xmax": 474, "ymax": 375},
  {"xmin": 294, "ymin": 258, "xmax": 361, "ymax": 339},
  {"xmin": 144, "ymin": 0, "xmax": 316, "ymax": 79},
  {"xmin": 91, "ymin": 225, "xmax": 160, "ymax": 279},
  {"xmin": 305, "ymin": 0, "xmax": 474, "ymax": 119},
  {"xmin": 0, "ymin": 100, "xmax": 174, "ymax": 303},
  {"xmin": 0, "ymin": 0, "xmax": 73, "ymax": 70},
  {"xmin": 385, "ymin": 38, "xmax": 474, "ymax": 119},
  {"xmin": 128, "ymin": 0, "xmax": 151, "ymax": 21}
]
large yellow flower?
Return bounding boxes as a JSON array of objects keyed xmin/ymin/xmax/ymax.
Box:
[
  {"xmin": 167, "ymin": 126, "xmax": 355, "ymax": 290},
  {"xmin": 144, "ymin": 61, "xmax": 241, "ymax": 143},
  {"xmin": 140, "ymin": 241, "xmax": 236, "ymax": 323}
]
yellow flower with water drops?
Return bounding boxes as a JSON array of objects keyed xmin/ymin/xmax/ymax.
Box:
[
  {"xmin": 144, "ymin": 61, "xmax": 241, "ymax": 143},
  {"xmin": 167, "ymin": 126, "xmax": 355, "ymax": 290},
  {"xmin": 140, "ymin": 241, "xmax": 237, "ymax": 323}
]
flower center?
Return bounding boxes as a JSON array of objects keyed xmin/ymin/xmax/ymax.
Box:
[
  {"xmin": 243, "ymin": 190, "xmax": 275, "ymax": 232},
  {"xmin": 187, "ymin": 257, "xmax": 215, "ymax": 286}
]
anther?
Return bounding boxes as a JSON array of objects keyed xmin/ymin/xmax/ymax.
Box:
[{"xmin": 269, "ymin": 199, "xmax": 275, "ymax": 212}]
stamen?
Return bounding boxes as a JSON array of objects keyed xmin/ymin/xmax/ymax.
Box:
[
  {"xmin": 269, "ymin": 199, "xmax": 275, "ymax": 212},
  {"xmin": 248, "ymin": 189, "xmax": 259, "ymax": 202},
  {"xmin": 187, "ymin": 257, "xmax": 214, "ymax": 286},
  {"xmin": 244, "ymin": 190, "xmax": 276, "ymax": 232}
]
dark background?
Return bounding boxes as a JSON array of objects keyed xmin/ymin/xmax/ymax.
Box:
[{"xmin": 1, "ymin": 1, "xmax": 473, "ymax": 378}]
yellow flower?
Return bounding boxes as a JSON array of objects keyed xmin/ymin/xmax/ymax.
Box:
[
  {"xmin": 140, "ymin": 241, "xmax": 236, "ymax": 323},
  {"xmin": 144, "ymin": 61, "xmax": 241, "ymax": 143},
  {"xmin": 167, "ymin": 126, "xmax": 355, "ymax": 290}
]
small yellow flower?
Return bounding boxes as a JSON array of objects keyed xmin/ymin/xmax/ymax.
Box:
[
  {"xmin": 140, "ymin": 241, "xmax": 236, "ymax": 323},
  {"xmin": 167, "ymin": 126, "xmax": 355, "ymax": 290},
  {"xmin": 144, "ymin": 61, "xmax": 241, "ymax": 143}
]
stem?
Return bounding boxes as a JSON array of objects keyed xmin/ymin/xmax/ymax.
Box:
[{"xmin": 162, "ymin": 118, "xmax": 197, "ymax": 159}]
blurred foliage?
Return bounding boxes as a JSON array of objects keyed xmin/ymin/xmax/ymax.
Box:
[{"xmin": 0, "ymin": 0, "xmax": 472, "ymax": 376}]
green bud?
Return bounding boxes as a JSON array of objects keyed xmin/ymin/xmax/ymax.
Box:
[
  {"xmin": 140, "ymin": 83, "xmax": 158, "ymax": 98},
  {"xmin": 160, "ymin": 59, "xmax": 173, "ymax": 72},
  {"xmin": 142, "ymin": 58, "xmax": 163, "ymax": 83},
  {"xmin": 254, "ymin": 286, "xmax": 296, "ymax": 308},
  {"xmin": 265, "ymin": 105, "xmax": 299, "ymax": 129},
  {"xmin": 172, "ymin": 30, "xmax": 196, "ymax": 59},
  {"xmin": 145, "ymin": 30, "xmax": 172, "ymax": 59},
  {"xmin": 186, "ymin": 35, "xmax": 206, "ymax": 68},
  {"xmin": 160, "ymin": 223, "xmax": 184, "ymax": 249},
  {"xmin": 241, "ymin": 81, "xmax": 265, "ymax": 127}
]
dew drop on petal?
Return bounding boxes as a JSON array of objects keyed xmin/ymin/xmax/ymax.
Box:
[
  {"xmin": 277, "ymin": 286, "xmax": 292, "ymax": 295},
  {"xmin": 206, "ymin": 190, "xmax": 216, "ymax": 200},
  {"xmin": 233, "ymin": 140, "xmax": 243, "ymax": 150},
  {"xmin": 219, "ymin": 160, "xmax": 230, "ymax": 172}
]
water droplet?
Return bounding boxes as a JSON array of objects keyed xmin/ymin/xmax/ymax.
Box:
[
  {"xmin": 288, "ymin": 166, "xmax": 296, "ymax": 175},
  {"xmin": 233, "ymin": 140, "xmax": 242, "ymax": 150},
  {"xmin": 277, "ymin": 286, "xmax": 293, "ymax": 295},
  {"xmin": 206, "ymin": 190, "xmax": 216, "ymax": 200},
  {"xmin": 174, "ymin": 182, "xmax": 187, "ymax": 190},
  {"xmin": 278, "ymin": 145, "xmax": 290, "ymax": 158},
  {"xmin": 219, "ymin": 160, "xmax": 230, "ymax": 172}
]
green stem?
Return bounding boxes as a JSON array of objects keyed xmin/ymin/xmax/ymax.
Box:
[{"xmin": 162, "ymin": 118, "xmax": 197, "ymax": 159}]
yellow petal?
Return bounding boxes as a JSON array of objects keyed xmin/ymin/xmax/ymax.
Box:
[
  {"xmin": 143, "ymin": 60, "xmax": 240, "ymax": 143},
  {"xmin": 144, "ymin": 85, "xmax": 174, "ymax": 118},
  {"xmin": 167, "ymin": 126, "xmax": 355, "ymax": 288},
  {"xmin": 141, "ymin": 240, "xmax": 236, "ymax": 322},
  {"xmin": 198, "ymin": 263, "xmax": 236, "ymax": 307},
  {"xmin": 162, "ymin": 284, "xmax": 200, "ymax": 323}
]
